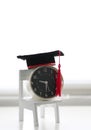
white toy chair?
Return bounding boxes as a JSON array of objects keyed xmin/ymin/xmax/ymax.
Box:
[{"xmin": 19, "ymin": 69, "xmax": 62, "ymax": 126}]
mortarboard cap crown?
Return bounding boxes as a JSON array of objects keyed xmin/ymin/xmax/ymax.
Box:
[{"xmin": 17, "ymin": 50, "xmax": 64, "ymax": 69}]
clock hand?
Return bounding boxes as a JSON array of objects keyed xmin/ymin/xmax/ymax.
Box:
[
  {"xmin": 39, "ymin": 80, "xmax": 46, "ymax": 84},
  {"xmin": 45, "ymin": 81, "xmax": 48, "ymax": 91},
  {"xmin": 39, "ymin": 80, "xmax": 49, "ymax": 92},
  {"xmin": 39, "ymin": 80, "xmax": 48, "ymax": 84}
]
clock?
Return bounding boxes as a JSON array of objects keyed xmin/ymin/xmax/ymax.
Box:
[{"xmin": 28, "ymin": 66, "xmax": 63, "ymax": 100}]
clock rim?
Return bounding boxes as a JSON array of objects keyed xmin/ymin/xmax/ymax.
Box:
[
  {"xmin": 28, "ymin": 66, "xmax": 58, "ymax": 100},
  {"xmin": 28, "ymin": 65, "xmax": 64, "ymax": 100}
]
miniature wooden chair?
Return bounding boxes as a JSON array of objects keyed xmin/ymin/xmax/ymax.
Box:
[{"xmin": 19, "ymin": 69, "xmax": 62, "ymax": 126}]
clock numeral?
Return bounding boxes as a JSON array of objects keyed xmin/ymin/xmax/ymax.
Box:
[
  {"xmin": 34, "ymin": 88, "xmax": 37, "ymax": 92},
  {"xmin": 40, "ymin": 92, "xmax": 42, "ymax": 95},
  {"xmin": 43, "ymin": 68, "xmax": 47, "ymax": 72},
  {"xmin": 33, "ymin": 75, "xmax": 37, "ymax": 79},
  {"xmin": 45, "ymin": 94, "xmax": 48, "ymax": 97},
  {"xmin": 51, "ymin": 91, "xmax": 54, "ymax": 95},
  {"xmin": 51, "ymin": 70, "xmax": 53, "ymax": 74},
  {"xmin": 37, "ymin": 70, "xmax": 41, "ymax": 74},
  {"xmin": 31, "ymin": 81, "xmax": 33, "ymax": 85}
]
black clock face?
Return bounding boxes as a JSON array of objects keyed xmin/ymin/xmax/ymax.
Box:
[{"xmin": 30, "ymin": 66, "xmax": 57, "ymax": 98}]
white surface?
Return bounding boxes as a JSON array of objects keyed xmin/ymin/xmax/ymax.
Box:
[
  {"xmin": 0, "ymin": 106, "xmax": 91, "ymax": 130},
  {"xmin": 0, "ymin": 0, "xmax": 91, "ymax": 91}
]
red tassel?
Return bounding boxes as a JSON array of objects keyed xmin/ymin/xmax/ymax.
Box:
[{"xmin": 56, "ymin": 51, "xmax": 62, "ymax": 96}]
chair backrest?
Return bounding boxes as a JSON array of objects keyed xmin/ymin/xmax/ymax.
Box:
[{"xmin": 19, "ymin": 69, "xmax": 32, "ymax": 81}]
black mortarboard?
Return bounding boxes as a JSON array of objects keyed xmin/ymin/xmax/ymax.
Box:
[{"xmin": 17, "ymin": 50, "xmax": 64, "ymax": 69}]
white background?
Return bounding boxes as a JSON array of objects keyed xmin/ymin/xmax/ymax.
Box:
[{"xmin": 0, "ymin": 0, "xmax": 91, "ymax": 90}]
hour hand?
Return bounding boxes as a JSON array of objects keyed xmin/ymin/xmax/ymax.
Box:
[
  {"xmin": 39, "ymin": 80, "xmax": 49, "ymax": 91},
  {"xmin": 39, "ymin": 80, "xmax": 46, "ymax": 84}
]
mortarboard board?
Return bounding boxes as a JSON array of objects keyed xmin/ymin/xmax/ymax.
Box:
[{"xmin": 17, "ymin": 50, "xmax": 64, "ymax": 69}]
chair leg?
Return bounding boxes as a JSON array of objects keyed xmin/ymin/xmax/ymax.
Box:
[
  {"xmin": 32, "ymin": 104, "xmax": 38, "ymax": 126},
  {"xmin": 54, "ymin": 103, "xmax": 60, "ymax": 123},
  {"xmin": 40, "ymin": 105, "xmax": 45, "ymax": 118},
  {"xmin": 19, "ymin": 105, "xmax": 24, "ymax": 121}
]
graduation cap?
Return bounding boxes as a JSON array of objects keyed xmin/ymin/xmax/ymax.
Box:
[
  {"xmin": 17, "ymin": 50, "xmax": 64, "ymax": 97},
  {"xmin": 17, "ymin": 50, "xmax": 64, "ymax": 69}
]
